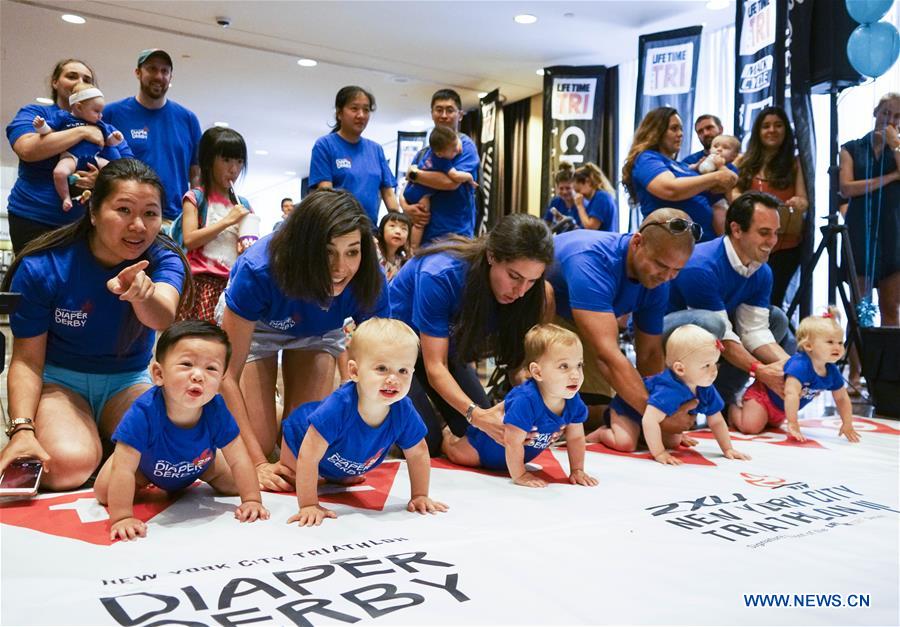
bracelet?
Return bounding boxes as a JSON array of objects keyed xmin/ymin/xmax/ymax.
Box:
[
  {"xmin": 9, "ymin": 426, "xmax": 36, "ymax": 438},
  {"xmin": 465, "ymin": 403, "xmax": 477, "ymax": 424},
  {"xmin": 748, "ymin": 361, "xmax": 762, "ymax": 378}
]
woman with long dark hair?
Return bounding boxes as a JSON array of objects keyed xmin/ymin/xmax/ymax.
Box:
[
  {"xmin": 218, "ymin": 188, "xmax": 390, "ymax": 491},
  {"xmin": 390, "ymin": 213, "xmax": 555, "ymax": 454},
  {"xmin": 0, "ymin": 159, "xmax": 191, "ymax": 490},
  {"xmin": 308, "ymin": 85, "xmax": 399, "ymax": 225},
  {"xmin": 622, "ymin": 107, "xmax": 735, "ymax": 242},
  {"xmin": 5, "ymin": 59, "xmax": 133, "ymax": 253},
  {"xmin": 732, "ymin": 106, "xmax": 809, "ymax": 308}
]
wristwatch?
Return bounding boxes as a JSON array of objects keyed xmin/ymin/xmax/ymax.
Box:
[
  {"xmin": 407, "ymin": 166, "xmax": 419, "ymax": 182},
  {"xmin": 465, "ymin": 403, "xmax": 477, "ymax": 424},
  {"xmin": 5, "ymin": 417, "xmax": 34, "ymax": 437}
]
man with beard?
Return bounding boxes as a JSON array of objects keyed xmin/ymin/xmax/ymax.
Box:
[
  {"xmin": 682, "ymin": 114, "xmax": 724, "ymax": 167},
  {"xmin": 104, "ymin": 49, "xmax": 202, "ymax": 229}
]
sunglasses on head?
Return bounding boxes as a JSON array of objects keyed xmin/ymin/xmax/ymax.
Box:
[{"xmin": 639, "ymin": 217, "xmax": 703, "ymax": 242}]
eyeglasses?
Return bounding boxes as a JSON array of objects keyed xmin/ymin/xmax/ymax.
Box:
[
  {"xmin": 432, "ymin": 106, "xmax": 459, "ymax": 116},
  {"xmin": 639, "ymin": 217, "xmax": 702, "ymax": 242}
]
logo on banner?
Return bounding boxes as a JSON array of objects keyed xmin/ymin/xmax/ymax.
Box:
[
  {"xmin": 481, "ymin": 100, "xmax": 496, "ymax": 143},
  {"xmin": 739, "ymin": 55, "xmax": 773, "ymax": 93},
  {"xmin": 551, "ymin": 78, "xmax": 596, "ymax": 121},
  {"xmin": 643, "ymin": 43, "xmax": 695, "ymax": 95},
  {"xmin": 739, "ymin": 0, "xmax": 777, "ymax": 55}
]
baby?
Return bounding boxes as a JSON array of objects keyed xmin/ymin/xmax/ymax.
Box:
[
  {"xmin": 442, "ymin": 324, "xmax": 598, "ymax": 488},
  {"xmin": 94, "ymin": 321, "xmax": 269, "ymax": 541},
  {"xmin": 696, "ymin": 134, "xmax": 741, "ymax": 235},
  {"xmin": 593, "ymin": 324, "xmax": 750, "ymax": 465},
  {"xmin": 33, "ymin": 82, "xmax": 125, "ymax": 211},
  {"xmin": 404, "ymin": 125, "xmax": 477, "ymax": 249},
  {"xmin": 730, "ymin": 309, "xmax": 861, "ymax": 443},
  {"xmin": 281, "ymin": 317, "xmax": 447, "ymax": 526}
]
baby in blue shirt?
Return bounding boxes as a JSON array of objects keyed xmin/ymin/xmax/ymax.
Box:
[
  {"xmin": 94, "ymin": 321, "xmax": 269, "ymax": 542},
  {"xmin": 405, "ymin": 125, "xmax": 477, "ymax": 249},
  {"xmin": 442, "ymin": 324, "xmax": 598, "ymax": 488},
  {"xmin": 599, "ymin": 324, "xmax": 750, "ymax": 465},
  {"xmin": 280, "ymin": 318, "xmax": 447, "ymax": 526}
]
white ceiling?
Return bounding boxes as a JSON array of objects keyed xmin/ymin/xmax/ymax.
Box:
[{"xmin": 1, "ymin": 0, "xmax": 733, "ymax": 194}]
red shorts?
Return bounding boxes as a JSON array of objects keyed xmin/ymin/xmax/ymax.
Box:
[{"xmin": 741, "ymin": 380, "xmax": 786, "ymax": 426}]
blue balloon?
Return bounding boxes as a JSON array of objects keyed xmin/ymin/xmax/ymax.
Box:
[
  {"xmin": 847, "ymin": 22, "xmax": 900, "ymax": 78},
  {"xmin": 845, "ymin": 0, "xmax": 892, "ymax": 24}
]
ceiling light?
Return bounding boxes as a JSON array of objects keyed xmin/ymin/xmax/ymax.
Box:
[
  {"xmin": 478, "ymin": 92, "xmax": 488, "ymax": 98},
  {"xmin": 284, "ymin": 171, "xmax": 297, "ymax": 176},
  {"xmin": 706, "ymin": 0, "xmax": 730, "ymax": 9},
  {"xmin": 536, "ymin": 68, "xmax": 545, "ymax": 76},
  {"xmin": 35, "ymin": 97, "xmax": 54, "ymax": 104},
  {"xmin": 213, "ymin": 121, "xmax": 229, "ymax": 128},
  {"xmin": 514, "ymin": 14, "xmax": 537, "ymax": 24},
  {"xmin": 61, "ymin": 14, "xmax": 86, "ymax": 24},
  {"xmin": 255, "ymin": 150, "xmax": 269, "ymax": 156},
  {"xmin": 297, "ymin": 58, "xmax": 318, "ymax": 67}
]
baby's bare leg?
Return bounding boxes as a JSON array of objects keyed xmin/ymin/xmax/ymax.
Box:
[
  {"xmin": 441, "ymin": 426, "xmax": 481, "ymax": 466},
  {"xmin": 588, "ymin": 410, "xmax": 641, "ymax": 452},
  {"xmin": 53, "ymin": 154, "xmax": 77, "ymax": 210},
  {"xmin": 201, "ymin": 454, "xmax": 237, "ymax": 495},
  {"xmin": 729, "ymin": 400, "xmax": 769, "ymax": 435}
]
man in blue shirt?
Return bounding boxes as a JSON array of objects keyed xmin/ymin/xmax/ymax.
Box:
[
  {"xmin": 104, "ymin": 49, "xmax": 202, "ymax": 227},
  {"xmin": 682, "ymin": 114, "xmax": 724, "ymax": 166},
  {"xmin": 400, "ymin": 89, "xmax": 480, "ymax": 244},
  {"xmin": 547, "ymin": 208, "xmax": 698, "ymax": 434},
  {"xmin": 665, "ymin": 191, "xmax": 791, "ymax": 406}
]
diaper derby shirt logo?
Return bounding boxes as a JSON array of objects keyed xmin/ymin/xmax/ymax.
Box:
[{"xmin": 55, "ymin": 306, "xmax": 88, "ymax": 328}]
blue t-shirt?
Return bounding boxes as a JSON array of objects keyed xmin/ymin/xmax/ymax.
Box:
[
  {"xmin": 5, "ymin": 103, "xmax": 131, "ymax": 226},
  {"xmin": 766, "ymin": 351, "xmax": 844, "ymax": 411},
  {"xmin": 543, "ymin": 196, "xmax": 582, "ymax": 228},
  {"xmin": 224, "ymin": 233, "xmax": 390, "ymax": 338},
  {"xmin": 9, "ymin": 239, "xmax": 185, "ymax": 373},
  {"xmin": 547, "ymin": 230, "xmax": 669, "ymax": 335},
  {"xmin": 668, "ymin": 237, "xmax": 772, "ymax": 315},
  {"xmin": 42, "ymin": 110, "xmax": 127, "ymax": 168},
  {"xmin": 282, "ymin": 382, "xmax": 427, "ymax": 480},
  {"xmin": 609, "ymin": 368, "xmax": 725, "ymax": 423},
  {"xmin": 403, "ymin": 151, "xmax": 454, "ymax": 205},
  {"xmin": 309, "ymin": 133, "xmax": 395, "ymax": 225},
  {"xmin": 466, "ymin": 378, "xmax": 588, "ymax": 470},
  {"xmin": 389, "ymin": 252, "xmax": 467, "ymax": 337},
  {"xmin": 103, "ymin": 97, "xmax": 202, "ymax": 221},
  {"xmin": 417, "ymin": 134, "xmax": 480, "ymax": 244},
  {"xmin": 632, "ymin": 150, "xmax": 715, "ymax": 242},
  {"xmin": 585, "ymin": 190, "xmax": 618, "ymax": 232},
  {"xmin": 112, "ymin": 387, "xmax": 240, "ymax": 492}
]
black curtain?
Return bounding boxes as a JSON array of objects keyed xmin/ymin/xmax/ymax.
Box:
[
  {"xmin": 600, "ymin": 66, "xmax": 619, "ymax": 190},
  {"xmin": 502, "ymin": 97, "xmax": 530, "ymax": 215}
]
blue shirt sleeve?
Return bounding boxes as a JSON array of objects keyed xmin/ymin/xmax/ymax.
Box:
[
  {"xmin": 565, "ymin": 394, "xmax": 589, "ymax": 424},
  {"xmin": 632, "ymin": 151, "xmax": 671, "ymax": 189},
  {"xmin": 207, "ymin": 395, "xmax": 240, "ymax": 449},
  {"xmin": 586, "ymin": 192, "xmax": 616, "ymax": 229},
  {"xmin": 502, "ymin": 384, "xmax": 537, "ymax": 432},
  {"xmin": 307, "ymin": 387, "xmax": 351, "ymax": 444},
  {"xmin": 824, "ymin": 363, "xmax": 844, "ymax": 391},
  {"xmin": 674, "ymin": 266, "xmax": 726, "ymax": 312},
  {"xmin": 697, "ymin": 385, "xmax": 725, "ymax": 416},
  {"xmin": 378, "ymin": 144, "xmax": 396, "ymax": 189},
  {"xmin": 394, "ymin": 399, "xmax": 428, "ymax": 450},
  {"xmin": 564, "ymin": 254, "xmax": 618, "ymax": 314},
  {"xmin": 147, "ymin": 245, "xmax": 186, "ymax": 292},
  {"xmin": 188, "ymin": 113, "xmax": 201, "ymax": 167},
  {"xmin": 111, "ymin": 391, "xmax": 154, "ymax": 451},
  {"xmin": 224, "ymin": 256, "xmax": 270, "ymax": 322},
  {"xmin": 8, "ymin": 256, "xmax": 56, "ymax": 338},
  {"xmin": 308, "ymin": 136, "xmax": 333, "ymax": 187},
  {"xmin": 632, "ymin": 284, "xmax": 669, "ymax": 335},
  {"xmin": 455, "ymin": 139, "xmax": 480, "ymax": 180}
]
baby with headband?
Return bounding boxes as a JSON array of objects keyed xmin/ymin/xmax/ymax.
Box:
[{"xmin": 33, "ymin": 82, "xmax": 125, "ymax": 211}]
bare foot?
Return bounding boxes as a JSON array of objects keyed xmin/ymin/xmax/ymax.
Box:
[
  {"xmin": 584, "ymin": 426, "xmax": 605, "ymax": 444},
  {"xmin": 62, "ymin": 197, "xmax": 73, "ymax": 212},
  {"xmin": 680, "ymin": 434, "xmax": 699, "ymax": 447}
]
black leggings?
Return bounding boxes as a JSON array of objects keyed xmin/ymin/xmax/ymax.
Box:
[
  {"xmin": 768, "ymin": 246, "xmax": 803, "ymax": 309},
  {"xmin": 8, "ymin": 214, "xmax": 59, "ymax": 255},
  {"xmin": 407, "ymin": 353, "xmax": 489, "ymax": 456}
]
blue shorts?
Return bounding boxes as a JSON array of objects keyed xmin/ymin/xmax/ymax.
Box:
[
  {"xmin": 42, "ymin": 363, "xmax": 151, "ymax": 420},
  {"xmin": 466, "ymin": 425, "xmax": 543, "ymax": 471},
  {"xmin": 608, "ymin": 395, "xmax": 643, "ymax": 423}
]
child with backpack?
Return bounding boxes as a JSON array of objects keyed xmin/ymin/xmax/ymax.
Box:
[{"xmin": 175, "ymin": 127, "xmax": 254, "ymax": 322}]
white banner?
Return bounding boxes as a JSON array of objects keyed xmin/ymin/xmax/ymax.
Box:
[
  {"xmin": 2, "ymin": 416, "xmax": 898, "ymax": 625},
  {"xmin": 642, "ymin": 42, "xmax": 696, "ymax": 96}
]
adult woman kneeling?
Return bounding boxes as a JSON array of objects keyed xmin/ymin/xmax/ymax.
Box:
[
  {"xmin": 390, "ymin": 213, "xmax": 555, "ymax": 454},
  {"xmin": 0, "ymin": 159, "xmax": 191, "ymax": 490},
  {"xmin": 218, "ymin": 189, "xmax": 390, "ymax": 491}
]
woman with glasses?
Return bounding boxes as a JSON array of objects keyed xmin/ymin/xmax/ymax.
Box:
[
  {"xmin": 623, "ymin": 107, "xmax": 736, "ymax": 242},
  {"xmin": 732, "ymin": 106, "xmax": 809, "ymax": 309},
  {"xmin": 309, "ymin": 85, "xmax": 399, "ymax": 226}
]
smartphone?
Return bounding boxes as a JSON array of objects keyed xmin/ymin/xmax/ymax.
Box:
[
  {"xmin": 0, "ymin": 459, "xmax": 43, "ymax": 496},
  {"xmin": 228, "ymin": 186, "xmax": 239, "ymax": 206}
]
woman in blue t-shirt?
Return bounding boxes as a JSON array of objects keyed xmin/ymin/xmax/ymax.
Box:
[
  {"xmin": 5, "ymin": 59, "xmax": 115, "ymax": 253},
  {"xmin": 308, "ymin": 86, "xmax": 399, "ymax": 226},
  {"xmin": 218, "ymin": 189, "xmax": 390, "ymax": 491},
  {"xmin": 543, "ymin": 162, "xmax": 580, "ymax": 230},
  {"xmin": 389, "ymin": 214, "xmax": 555, "ymax": 454},
  {"xmin": 622, "ymin": 107, "xmax": 736, "ymax": 241},
  {"xmin": 0, "ymin": 159, "xmax": 191, "ymax": 491},
  {"xmin": 573, "ymin": 162, "xmax": 618, "ymax": 232}
]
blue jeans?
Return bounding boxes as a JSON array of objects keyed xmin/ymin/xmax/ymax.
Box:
[{"xmin": 662, "ymin": 307, "xmax": 790, "ymax": 405}]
